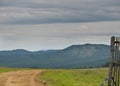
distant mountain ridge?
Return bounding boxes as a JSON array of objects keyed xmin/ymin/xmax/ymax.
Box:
[{"xmin": 0, "ymin": 44, "xmax": 110, "ymax": 68}]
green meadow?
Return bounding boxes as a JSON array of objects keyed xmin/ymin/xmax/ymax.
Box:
[
  {"xmin": 39, "ymin": 68, "xmax": 108, "ymax": 86},
  {"xmin": 0, "ymin": 67, "xmax": 30, "ymax": 73}
]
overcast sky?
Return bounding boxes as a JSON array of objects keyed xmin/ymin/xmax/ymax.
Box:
[{"xmin": 0, "ymin": 0, "xmax": 120, "ymax": 51}]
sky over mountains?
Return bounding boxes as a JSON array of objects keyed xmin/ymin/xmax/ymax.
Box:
[
  {"xmin": 0, "ymin": 0, "xmax": 120, "ymax": 24},
  {"xmin": 0, "ymin": 0, "xmax": 120, "ymax": 50}
]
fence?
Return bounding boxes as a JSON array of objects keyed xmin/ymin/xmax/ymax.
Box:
[
  {"xmin": 101, "ymin": 36, "xmax": 120, "ymax": 86},
  {"xmin": 108, "ymin": 36, "xmax": 120, "ymax": 86}
]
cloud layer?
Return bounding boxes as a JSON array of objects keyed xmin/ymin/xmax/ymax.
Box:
[
  {"xmin": 0, "ymin": 0, "xmax": 120, "ymax": 24},
  {"xmin": 0, "ymin": 21, "xmax": 120, "ymax": 50},
  {"xmin": 0, "ymin": 0, "xmax": 120, "ymax": 50}
]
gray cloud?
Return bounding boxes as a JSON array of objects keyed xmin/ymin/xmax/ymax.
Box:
[
  {"xmin": 0, "ymin": 0, "xmax": 120, "ymax": 50},
  {"xmin": 0, "ymin": 21, "xmax": 120, "ymax": 50},
  {"xmin": 0, "ymin": 0, "xmax": 120, "ymax": 24}
]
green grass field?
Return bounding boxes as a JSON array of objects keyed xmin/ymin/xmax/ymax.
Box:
[
  {"xmin": 39, "ymin": 68, "xmax": 108, "ymax": 86},
  {"xmin": 0, "ymin": 67, "xmax": 30, "ymax": 73}
]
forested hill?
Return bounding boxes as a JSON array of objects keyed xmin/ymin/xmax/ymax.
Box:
[{"xmin": 0, "ymin": 44, "xmax": 110, "ymax": 68}]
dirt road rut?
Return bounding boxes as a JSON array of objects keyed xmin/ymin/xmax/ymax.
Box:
[{"xmin": 0, "ymin": 70, "xmax": 45, "ymax": 86}]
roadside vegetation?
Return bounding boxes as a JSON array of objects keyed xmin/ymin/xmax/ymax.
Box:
[
  {"xmin": 39, "ymin": 68, "xmax": 108, "ymax": 86},
  {"xmin": 0, "ymin": 67, "xmax": 30, "ymax": 73}
]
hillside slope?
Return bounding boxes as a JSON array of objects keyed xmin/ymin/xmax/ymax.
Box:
[{"xmin": 0, "ymin": 44, "xmax": 110, "ymax": 68}]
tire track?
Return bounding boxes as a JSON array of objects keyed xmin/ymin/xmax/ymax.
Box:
[{"xmin": 0, "ymin": 70, "xmax": 45, "ymax": 86}]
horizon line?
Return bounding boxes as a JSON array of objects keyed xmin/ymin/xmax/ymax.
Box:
[{"xmin": 0, "ymin": 43, "xmax": 109, "ymax": 52}]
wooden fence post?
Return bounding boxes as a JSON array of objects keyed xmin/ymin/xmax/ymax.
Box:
[{"xmin": 108, "ymin": 36, "xmax": 115, "ymax": 86}]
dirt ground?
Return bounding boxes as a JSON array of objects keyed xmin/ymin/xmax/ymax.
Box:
[{"xmin": 0, "ymin": 70, "xmax": 46, "ymax": 86}]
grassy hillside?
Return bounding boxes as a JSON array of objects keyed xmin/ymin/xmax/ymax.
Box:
[{"xmin": 39, "ymin": 68, "xmax": 108, "ymax": 86}]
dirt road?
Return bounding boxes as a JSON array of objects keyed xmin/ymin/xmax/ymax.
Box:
[{"xmin": 0, "ymin": 70, "xmax": 46, "ymax": 86}]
